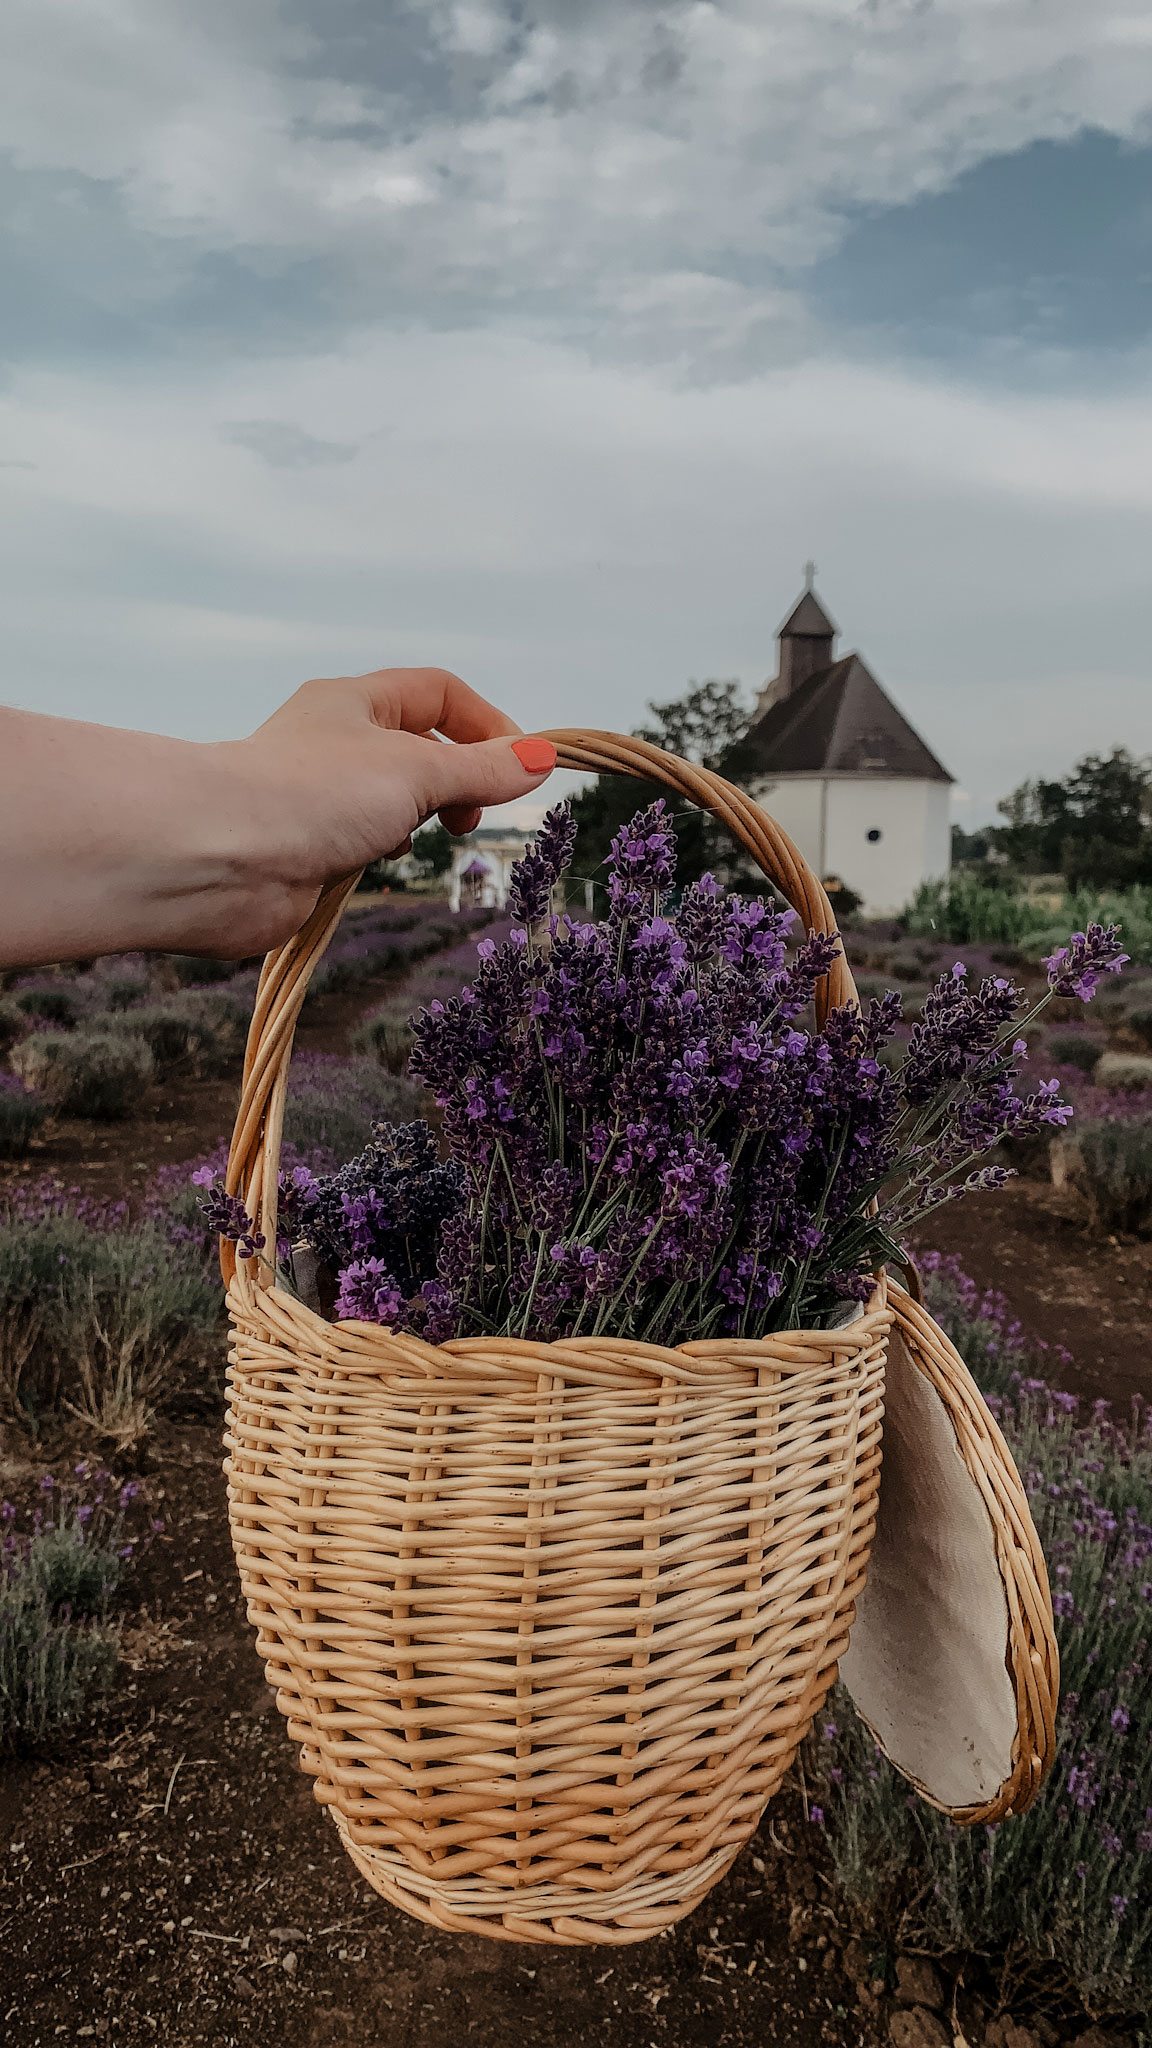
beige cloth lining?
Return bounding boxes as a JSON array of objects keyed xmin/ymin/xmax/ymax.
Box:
[{"xmin": 840, "ymin": 1327, "xmax": 1018, "ymax": 1809}]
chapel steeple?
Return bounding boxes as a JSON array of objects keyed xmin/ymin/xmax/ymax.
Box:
[{"xmin": 763, "ymin": 564, "xmax": 838, "ymax": 713}]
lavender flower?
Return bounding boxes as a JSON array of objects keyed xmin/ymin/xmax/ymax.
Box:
[
  {"xmin": 507, "ymin": 802, "xmax": 578, "ymax": 925},
  {"xmin": 334, "ymin": 1258, "xmax": 405, "ymax": 1324},
  {"xmin": 1043, "ymin": 923, "xmax": 1128, "ymax": 1002},
  {"xmin": 192, "ymin": 1169, "xmax": 266, "ymax": 1260}
]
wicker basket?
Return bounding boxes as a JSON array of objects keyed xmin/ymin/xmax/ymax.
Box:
[{"xmin": 221, "ymin": 733, "xmax": 1057, "ymax": 1946}]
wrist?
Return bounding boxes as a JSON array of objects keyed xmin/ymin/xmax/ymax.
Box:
[{"xmin": 176, "ymin": 738, "xmax": 320, "ymax": 956}]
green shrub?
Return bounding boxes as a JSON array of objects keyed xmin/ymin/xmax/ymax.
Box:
[
  {"xmin": 15, "ymin": 983, "xmax": 82, "ymax": 1029},
  {"xmin": 0, "ymin": 1211, "xmax": 221, "ymax": 1440},
  {"xmin": 349, "ymin": 1005, "xmax": 415, "ymax": 1074},
  {"xmin": 282, "ymin": 1054, "xmax": 426, "ymax": 1164},
  {"xmin": 905, "ymin": 875, "xmax": 1047, "ymax": 947},
  {"xmin": 12, "ymin": 1030, "xmax": 154, "ymax": 1119},
  {"xmin": 906, "ymin": 877, "xmax": 1152, "ymax": 965},
  {"xmin": 813, "ymin": 1254, "xmax": 1152, "ymax": 2018},
  {"xmin": 0, "ymin": 1076, "xmax": 47, "ymax": 1158},
  {"xmin": 1071, "ymin": 1120, "xmax": 1152, "ymax": 1235},
  {"xmin": 1045, "ymin": 1030, "xmax": 1104, "ymax": 1075}
]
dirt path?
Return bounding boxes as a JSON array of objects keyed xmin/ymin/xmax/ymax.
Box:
[{"xmin": 918, "ymin": 1178, "xmax": 1152, "ymax": 1412}]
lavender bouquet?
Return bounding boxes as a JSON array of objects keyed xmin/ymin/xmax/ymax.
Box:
[{"xmin": 207, "ymin": 801, "xmax": 1126, "ymax": 1346}]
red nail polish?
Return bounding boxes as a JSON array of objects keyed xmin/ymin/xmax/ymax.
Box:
[{"xmin": 511, "ymin": 738, "xmax": 557, "ymax": 774}]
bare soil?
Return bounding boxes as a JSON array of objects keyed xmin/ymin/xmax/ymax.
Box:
[{"xmin": 915, "ymin": 1178, "xmax": 1152, "ymax": 1414}]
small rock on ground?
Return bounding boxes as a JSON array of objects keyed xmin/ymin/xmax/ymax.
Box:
[
  {"xmin": 895, "ymin": 1956, "xmax": 946, "ymax": 2012},
  {"xmin": 889, "ymin": 2008, "xmax": 950, "ymax": 2048}
]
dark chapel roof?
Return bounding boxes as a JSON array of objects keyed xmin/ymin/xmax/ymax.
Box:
[
  {"xmin": 726, "ymin": 651, "xmax": 953, "ymax": 785},
  {"xmin": 776, "ymin": 588, "xmax": 837, "ymax": 639}
]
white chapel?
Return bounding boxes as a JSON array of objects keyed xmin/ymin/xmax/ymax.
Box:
[{"xmin": 726, "ymin": 575, "xmax": 953, "ymax": 917}]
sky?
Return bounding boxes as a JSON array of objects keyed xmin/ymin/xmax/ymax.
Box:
[{"xmin": 2, "ymin": 3, "xmax": 1152, "ymax": 828}]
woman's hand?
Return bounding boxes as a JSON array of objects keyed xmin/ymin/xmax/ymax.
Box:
[
  {"xmin": 0, "ymin": 668, "xmax": 556, "ymax": 967},
  {"xmin": 240, "ymin": 666, "xmax": 554, "ymax": 877}
]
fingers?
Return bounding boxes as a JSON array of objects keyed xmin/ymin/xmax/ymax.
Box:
[
  {"xmin": 438, "ymin": 803, "xmax": 483, "ymax": 837},
  {"xmin": 410, "ymin": 732, "xmax": 556, "ymax": 819},
  {"xmin": 361, "ymin": 668, "xmax": 523, "ymax": 745}
]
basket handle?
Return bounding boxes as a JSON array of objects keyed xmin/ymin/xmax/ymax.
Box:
[{"xmin": 222, "ymin": 729, "xmax": 858, "ymax": 1293}]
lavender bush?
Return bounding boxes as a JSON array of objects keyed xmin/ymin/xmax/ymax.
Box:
[
  {"xmin": 1045, "ymin": 1029, "xmax": 1106, "ymax": 1076},
  {"xmin": 280, "ymin": 1052, "xmax": 426, "ymax": 1164},
  {"xmin": 0, "ymin": 996, "xmax": 27, "ymax": 1059},
  {"xmin": 209, "ymin": 802, "xmax": 1124, "ymax": 1347},
  {"xmin": 13, "ymin": 980, "xmax": 84, "ymax": 1029},
  {"xmin": 0, "ymin": 1072, "xmax": 46, "ymax": 1158},
  {"xmin": 11, "ymin": 1027, "xmax": 155, "ymax": 1120},
  {"xmin": 0, "ymin": 1187, "xmax": 221, "ymax": 1443},
  {"xmin": 352, "ymin": 918, "xmax": 513, "ymax": 1073},
  {"xmin": 107, "ymin": 987, "xmax": 250, "ymax": 1080},
  {"xmin": 0, "ymin": 1463, "xmax": 159, "ymax": 1750},
  {"xmin": 810, "ymin": 1259, "xmax": 1152, "ymax": 2019},
  {"xmin": 1071, "ymin": 1120, "xmax": 1152, "ymax": 1236}
]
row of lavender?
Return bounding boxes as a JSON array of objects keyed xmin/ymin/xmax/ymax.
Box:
[
  {"xmin": 810, "ymin": 1252, "xmax": 1152, "ymax": 2022},
  {"xmin": 0, "ymin": 897, "xmax": 488, "ymax": 1148}
]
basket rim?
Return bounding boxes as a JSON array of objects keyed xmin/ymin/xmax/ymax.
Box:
[{"xmin": 229, "ymin": 1272, "xmax": 891, "ymax": 1387}]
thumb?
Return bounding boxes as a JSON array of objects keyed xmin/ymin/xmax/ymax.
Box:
[{"xmin": 415, "ymin": 734, "xmax": 556, "ymax": 823}]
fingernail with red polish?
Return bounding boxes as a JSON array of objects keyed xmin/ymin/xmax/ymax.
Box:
[{"xmin": 511, "ymin": 738, "xmax": 556, "ymax": 774}]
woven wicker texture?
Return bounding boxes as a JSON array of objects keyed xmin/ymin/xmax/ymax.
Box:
[{"xmin": 221, "ymin": 731, "xmax": 1055, "ymax": 1945}]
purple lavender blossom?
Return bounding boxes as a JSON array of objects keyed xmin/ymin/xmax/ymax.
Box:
[
  {"xmin": 193, "ymin": 1170, "xmax": 266, "ymax": 1260},
  {"xmin": 334, "ymin": 1258, "xmax": 405, "ymax": 1324},
  {"xmin": 507, "ymin": 802, "xmax": 578, "ymax": 925},
  {"xmin": 1043, "ymin": 923, "xmax": 1128, "ymax": 1002}
]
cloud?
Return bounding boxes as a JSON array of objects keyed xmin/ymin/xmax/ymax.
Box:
[
  {"xmin": 3, "ymin": 3, "xmax": 1152, "ymax": 369},
  {"xmin": 1, "ymin": 3, "xmax": 1149, "ymax": 845},
  {"xmin": 1, "ymin": 327, "xmax": 1150, "ymax": 827},
  {"xmin": 222, "ymin": 418, "xmax": 359, "ymax": 467}
]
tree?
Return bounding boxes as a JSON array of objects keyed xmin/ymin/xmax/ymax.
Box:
[
  {"xmin": 411, "ymin": 822, "xmax": 454, "ymax": 878},
  {"xmin": 990, "ymin": 747, "xmax": 1152, "ymax": 888},
  {"xmin": 951, "ymin": 823, "xmax": 990, "ymax": 866},
  {"xmin": 356, "ymin": 822, "xmax": 455, "ymax": 893},
  {"xmin": 568, "ymin": 679, "xmax": 757, "ymax": 901}
]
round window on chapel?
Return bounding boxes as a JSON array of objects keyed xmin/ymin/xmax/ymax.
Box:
[{"xmin": 866, "ymin": 828, "xmax": 882, "ymax": 843}]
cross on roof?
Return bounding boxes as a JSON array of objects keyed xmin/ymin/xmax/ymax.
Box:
[{"xmin": 803, "ymin": 560, "xmax": 816, "ymax": 591}]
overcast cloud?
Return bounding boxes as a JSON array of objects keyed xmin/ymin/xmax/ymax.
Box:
[{"xmin": 2, "ymin": 1, "xmax": 1151, "ymax": 822}]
